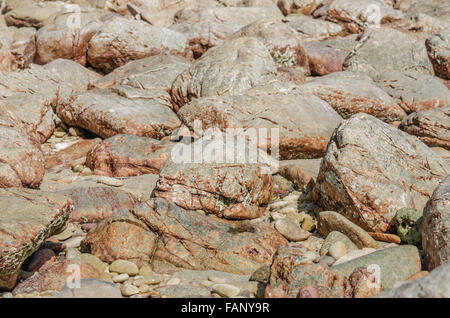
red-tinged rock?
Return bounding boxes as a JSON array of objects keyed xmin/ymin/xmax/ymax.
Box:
[
  {"xmin": 23, "ymin": 249, "xmax": 56, "ymax": 272},
  {"xmin": 45, "ymin": 139, "xmax": 100, "ymax": 170},
  {"xmin": 426, "ymin": 28, "xmax": 450, "ymax": 80}
]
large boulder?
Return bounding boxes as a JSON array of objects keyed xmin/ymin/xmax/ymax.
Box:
[
  {"xmin": 375, "ymin": 71, "xmax": 450, "ymax": 113},
  {"xmin": 300, "ymin": 72, "xmax": 406, "ymax": 122},
  {"xmin": 426, "ymin": 28, "xmax": 450, "ymax": 80},
  {"xmin": 87, "ymin": 16, "xmax": 191, "ymax": 73},
  {"xmin": 344, "ymin": 27, "xmax": 434, "ymax": 78},
  {"xmin": 401, "ymin": 107, "xmax": 450, "ymax": 150},
  {"xmin": 85, "ymin": 134, "xmax": 175, "ymax": 177},
  {"xmin": 313, "ymin": 113, "xmax": 448, "ymax": 232},
  {"xmin": 154, "ymin": 134, "xmax": 276, "ymax": 220},
  {"xmin": 177, "ymin": 81, "xmax": 342, "ymax": 159},
  {"xmin": 171, "ymin": 37, "xmax": 277, "ymax": 109},
  {"xmin": 56, "ymin": 86, "xmax": 182, "ymax": 139},
  {"xmin": 422, "ymin": 176, "xmax": 450, "ymax": 270},
  {"xmin": 0, "ymin": 189, "xmax": 72, "ymax": 290},
  {"xmin": 132, "ymin": 198, "xmax": 288, "ymax": 275}
]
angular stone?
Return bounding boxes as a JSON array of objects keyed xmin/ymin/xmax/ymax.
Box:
[
  {"xmin": 154, "ymin": 135, "xmax": 275, "ymax": 220},
  {"xmin": 4, "ymin": 2, "xmax": 71, "ymax": 28},
  {"xmin": 274, "ymin": 219, "xmax": 312, "ymax": 242},
  {"xmin": 87, "ymin": 16, "xmax": 190, "ymax": 73},
  {"xmin": 171, "ymin": 37, "xmax": 277, "ymax": 109},
  {"xmin": 318, "ymin": 211, "xmax": 379, "ymax": 249},
  {"xmin": 277, "ymin": 0, "xmax": 318, "ymax": 15},
  {"xmin": 344, "ymin": 27, "xmax": 434, "ymax": 78},
  {"xmin": 8, "ymin": 26, "xmax": 36, "ymax": 69},
  {"xmin": 284, "ymin": 14, "xmax": 343, "ymax": 41},
  {"xmin": 313, "ymin": 113, "xmax": 448, "ymax": 232},
  {"xmin": 44, "ymin": 139, "xmax": 99, "ymax": 170},
  {"xmin": 56, "ymin": 86, "xmax": 181, "ymax": 139},
  {"xmin": 81, "ymin": 210, "xmax": 157, "ymax": 266},
  {"xmin": 375, "ymin": 71, "xmax": 450, "ymax": 113},
  {"xmin": 422, "ymin": 176, "xmax": 450, "ymax": 270},
  {"xmin": 426, "ymin": 28, "xmax": 450, "ymax": 80},
  {"xmin": 86, "ymin": 134, "xmax": 175, "ymax": 177},
  {"xmin": 132, "ymin": 198, "xmax": 288, "ymax": 275},
  {"xmin": 177, "ymin": 81, "xmax": 342, "ymax": 160},
  {"xmin": 330, "ymin": 245, "xmax": 422, "ymax": 288},
  {"xmin": 401, "ymin": 106, "xmax": 450, "ymax": 150},
  {"xmin": 301, "ymin": 71, "xmax": 406, "ymax": 122}
]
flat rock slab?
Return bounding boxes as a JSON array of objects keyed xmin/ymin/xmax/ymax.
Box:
[
  {"xmin": 422, "ymin": 175, "xmax": 450, "ymax": 270},
  {"xmin": 344, "ymin": 27, "xmax": 434, "ymax": 79},
  {"xmin": 301, "ymin": 71, "xmax": 406, "ymax": 122},
  {"xmin": 154, "ymin": 135, "xmax": 275, "ymax": 220},
  {"xmin": 56, "ymin": 86, "xmax": 181, "ymax": 139},
  {"xmin": 177, "ymin": 82, "xmax": 342, "ymax": 160},
  {"xmin": 57, "ymin": 187, "xmax": 137, "ymax": 223},
  {"xmin": 401, "ymin": 106, "xmax": 450, "ymax": 150},
  {"xmin": 313, "ymin": 113, "xmax": 448, "ymax": 232},
  {"xmin": 91, "ymin": 54, "xmax": 191, "ymax": 91},
  {"xmin": 132, "ymin": 198, "xmax": 288, "ymax": 275},
  {"xmin": 375, "ymin": 71, "xmax": 450, "ymax": 113},
  {"xmin": 284, "ymin": 13, "xmax": 343, "ymax": 41},
  {"xmin": 376, "ymin": 262, "xmax": 450, "ymax": 297},
  {"xmin": 426, "ymin": 28, "xmax": 450, "ymax": 80},
  {"xmin": 330, "ymin": 245, "xmax": 421, "ymax": 289},
  {"xmin": 171, "ymin": 37, "xmax": 277, "ymax": 109},
  {"xmin": 87, "ymin": 16, "xmax": 191, "ymax": 73},
  {"xmin": 0, "ymin": 189, "xmax": 72, "ymax": 290},
  {"xmin": 86, "ymin": 134, "xmax": 175, "ymax": 177},
  {"xmin": 56, "ymin": 279, "xmax": 122, "ymax": 298}
]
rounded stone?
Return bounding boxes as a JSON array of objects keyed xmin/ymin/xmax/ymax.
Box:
[
  {"xmin": 109, "ymin": 260, "xmax": 139, "ymax": 276},
  {"xmin": 328, "ymin": 241, "xmax": 347, "ymax": 259}
]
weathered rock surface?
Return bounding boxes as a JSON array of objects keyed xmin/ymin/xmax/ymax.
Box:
[
  {"xmin": 344, "ymin": 27, "xmax": 434, "ymax": 78},
  {"xmin": 177, "ymin": 81, "xmax": 342, "ymax": 159},
  {"xmin": 313, "ymin": 113, "xmax": 448, "ymax": 232},
  {"xmin": 301, "ymin": 72, "xmax": 406, "ymax": 122},
  {"xmin": 56, "ymin": 86, "xmax": 181, "ymax": 139},
  {"xmin": 401, "ymin": 107, "xmax": 450, "ymax": 150},
  {"xmin": 422, "ymin": 176, "xmax": 450, "ymax": 270},
  {"xmin": 170, "ymin": 37, "xmax": 277, "ymax": 109},
  {"xmin": 0, "ymin": 189, "xmax": 72, "ymax": 290},
  {"xmin": 4, "ymin": 2, "xmax": 72, "ymax": 29},
  {"xmin": 375, "ymin": 71, "xmax": 450, "ymax": 113},
  {"xmin": 277, "ymin": 0, "xmax": 318, "ymax": 16},
  {"xmin": 87, "ymin": 16, "xmax": 190, "ymax": 73},
  {"xmin": 133, "ymin": 198, "xmax": 288, "ymax": 275},
  {"xmin": 376, "ymin": 262, "xmax": 450, "ymax": 297},
  {"xmin": 426, "ymin": 27, "xmax": 450, "ymax": 80},
  {"xmin": 284, "ymin": 14, "xmax": 343, "ymax": 41},
  {"xmin": 56, "ymin": 279, "xmax": 122, "ymax": 298},
  {"xmin": 154, "ymin": 135, "xmax": 275, "ymax": 219}
]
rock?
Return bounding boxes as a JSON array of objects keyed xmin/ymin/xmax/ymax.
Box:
[
  {"xmin": 277, "ymin": 0, "xmax": 317, "ymax": 15},
  {"xmin": 169, "ymin": 6, "xmax": 283, "ymax": 59},
  {"xmin": 156, "ymin": 284, "xmax": 211, "ymax": 298},
  {"xmin": 133, "ymin": 275, "xmax": 165, "ymax": 286},
  {"xmin": 401, "ymin": 106, "xmax": 450, "ymax": 150},
  {"xmin": 422, "ymin": 176, "xmax": 450, "ymax": 270},
  {"xmin": 132, "ymin": 198, "xmax": 288, "ymax": 275},
  {"xmin": 109, "ymin": 260, "xmax": 139, "ymax": 276},
  {"xmin": 138, "ymin": 265, "xmax": 153, "ymax": 277},
  {"xmin": 0, "ymin": 189, "xmax": 72, "ymax": 290},
  {"xmin": 170, "ymin": 37, "xmax": 277, "ymax": 109},
  {"xmin": 81, "ymin": 210, "xmax": 157, "ymax": 266},
  {"xmin": 23, "ymin": 249, "xmax": 56, "ymax": 273},
  {"xmin": 4, "ymin": 2, "xmax": 71, "ymax": 29},
  {"xmin": 333, "ymin": 248, "xmax": 377, "ymax": 265},
  {"xmin": 45, "ymin": 139, "xmax": 99, "ymax": 170},
  {"xmin": 328, "ymin": 241, "xmax": 347, "ymax": 259},
  {"xmin": 112, "ymin": 273, "xmax": 129, "ymax": 283},
  {"xmin": 327, "ymin": 0, "xmax": 403, "ymax": 33},
  {"xmin": 317, "ymin": 255, "xmax": 335, "ymax": 266},
  {"xmin": 330, "ymin": 245, "xmax": 421, "ymax": 288},
  {"xmin": 376, "ymin": 262, "xmax": 450, "ymax": 298},
  {"xmin": 393, "ymin": 208, "xmax": 423, "ymax": 245},
  {"xmin": 86, "ymin": 134, "xmax": 175, "ymax": 177},
  {"xmin": 274, "ymin": 219, "xmax": 312, "ymax": 242},
  {"xmin": 91, "ymin": 54, "xmax": 191, "ymax": 91},
  {"xmin": 301, "ymin": 71, "xmax": 406, "ymax": 122},
  {"xmin": 317, "ymin": 211, "xmax": 379, "ymax": 249},
  {"xmin": 56, "ymin": 279, "xmax": 122, "ymax": 298},
  {"xmin": 121, "ymin": 284, "xmax": 139, "ymax": 297},
  {"xmin": 177, "ymin": 81, "xmax": 342, "ymax": 160},
  {"xmin": 284, "ymin": 14, "xmax": 343, "ymax": 41},
  {"xmin": 96, "ymin": 176, "xmax": 123, "ymax": 187},
  {"xmin": 344, "ymin": 27, "xmax": 434, "ymax": 78},
  {"xmin": 57, "ymin": 187, "xmax": 137, "ymax": 223},
  {"xmin": 12, "ymin": 258, "xmax": 100, "ymax": 295},
  {"xmin": 348, "ymin": 267, "xmax": 382, "ymax": 298},
  {"xmin": 375, "ymin": 71, "xmax": 450, "ymax": 113},
  {"xmin": 212, "ymin": 284, "xmax": 241, "ymax": 298},
  {"xmin": 249, "ymin": 265, "xmax": 271, "ymax": 285},
  {"xmin": 426, "ymin": 28, "xmax": 450, "ymax": 80},
  {"xmin": 320, "ymin": 231, "xmax": 358, "ymax": 256},
  {"xmin": 154, "ymin": 134, "xmax": 276, "ymax": 219},
  {"xmin": 368, "ymin": 232, "xmax": 401, "ymax": 244},
  {"xmin": 230, "ymin": 18, "xmax": 309, "ymax": 70},
  {"xmin": 87, "ymin": 16, "xmax": 190, "ymax": 73},
  {"xmin": 56, "ymin": 86, "xmax": 182, "ymax": 139},
  {"xmin": 8, "ymin": 26, "xmax": 36, "ymax": 69},
  {"xmin": 313, "ymin": 113, "xmax": 448, "ymax": 232}
]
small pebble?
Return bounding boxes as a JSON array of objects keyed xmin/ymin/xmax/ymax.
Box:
[
  {"xmin": 96, "ymin": 176, "xmax": 123, "ymax": 187},
  {"xmin": 121, "ymin": 284, "xmax": 139, "ymax": 297},
  {"xmin": 63, "ymin": 236, "xmax": 84, "ymax": 249},
  {"xmin": 109, "ymin": 260, "xmax": 139, "ymax": 276},
  {"xmin": 113, "ymin": 273, "xmax": 130, "ymax": 283},
  {"xmin": 72, "ymin": 164, "xmax": 84, "ymax": 173},
  {"xmin": 328, "ymin": 241, "xmax": 347, "ymax": 259},
  {"xmin": 80, "ymin": 167, "xmax": 93, "ymax": 176}
]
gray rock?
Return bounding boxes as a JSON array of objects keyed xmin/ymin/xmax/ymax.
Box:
[
  {"xmin": 284, "ymin": 14, "xmax": 343, "ymax": 41},
  {"xmin": 313, "ymin": 113, "xmax": 448, "ymax": 232},
  {"xmin": 57, "ymin": 279, "xmax": 122, "ymax": 298},
  {"xmin": 320, "ymin": 231, "xmax": 358, "ymax": 256}
]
